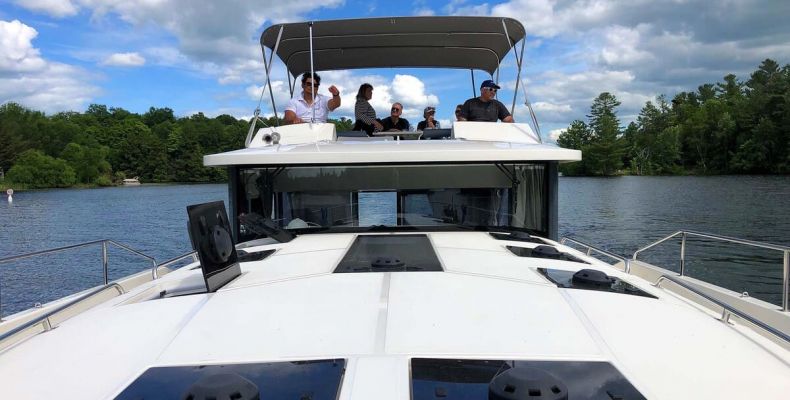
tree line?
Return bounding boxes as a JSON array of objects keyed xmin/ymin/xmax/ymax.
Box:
[
  {"xmin": 0, "ymin": 103, "xmax": 354, "ymax": 189},
  {"xmin": 557, "ymin": 59, "xmax": 789, "ymax": 175}
]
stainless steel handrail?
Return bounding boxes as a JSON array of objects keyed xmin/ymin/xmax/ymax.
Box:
[
  {"xmin": 654, "ymin": 274, "xmax": 790, "ymax": 344},
  {"xmin": 632, "ymin": 230, "xmax": 790, "ymax": 311},
  {"xmin": 0, "ymin": 240, "xmax": 158, "ymax": 319},
  {"xmin": 560, "ymin": 237, "xmax": 631, "ymax": 273},
  {"xmin": 0, "ymin": 282, "xmax": 125, "ymax": 348},
  {"xmin": 155, "ymin": 251, "xmax": 199, "ymax": 275}
]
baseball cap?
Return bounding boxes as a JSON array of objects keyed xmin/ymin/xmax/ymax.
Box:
[
  {"xmin": 480, "ymin": 80, "xmax": 501, "ymax": 90},
  {"xmin": 423, "ymin": 106, "xmax": 435, "ymax": 117}
]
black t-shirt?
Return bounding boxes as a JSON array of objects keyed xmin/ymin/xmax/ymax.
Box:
[
  {"xmin": 459, "ymin": 98, "xmax": 511, "ymax": 122},
  {"xmin": 381, "ymin": 117, "xmax": 410, "ymax": 131},
  {"xmin": 417, "ymin": 119, "xmax": 441, "ymax": 130}
]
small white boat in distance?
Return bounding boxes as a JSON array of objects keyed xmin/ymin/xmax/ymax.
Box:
[{"xmin": 122, "ymin": 177, "xmax": 140, "ymax": 186}]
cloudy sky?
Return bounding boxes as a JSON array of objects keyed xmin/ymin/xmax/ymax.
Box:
[{"xmin": 1, "ymin": 0, "xmax": 789, "ymax": 140}]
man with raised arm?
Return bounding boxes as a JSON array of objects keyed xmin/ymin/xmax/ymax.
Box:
[
  {"xmin": 457, "ymin": 80, "xmax": 514, "ymax": 123},
  {"xmin": 284, "ymin": 72, "xmax": 341, "ymax": 124}
]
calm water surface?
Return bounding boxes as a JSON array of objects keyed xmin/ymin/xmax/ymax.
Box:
[{"xmin": 0, "ymin": 176, "xmax": 787, "ymax": 316}]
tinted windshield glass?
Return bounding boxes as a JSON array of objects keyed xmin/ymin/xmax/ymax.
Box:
[{"xmin": 234, "ymin": 163, "xmax": 547, "ymax": 242}]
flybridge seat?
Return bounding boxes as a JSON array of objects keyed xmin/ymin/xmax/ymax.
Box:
[{"xmin": 248, "ymin": 121, "xmax": 543, "ymax": 147}]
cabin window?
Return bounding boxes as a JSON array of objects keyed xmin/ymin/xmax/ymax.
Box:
[{"xmin": 234, "ymin": 163, "xmax": 549, "ymax": 242}]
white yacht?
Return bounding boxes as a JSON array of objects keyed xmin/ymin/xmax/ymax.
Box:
[
  {"xmin": 122, "ymin": 177, "xmax": 141, "ymax": 186},
  {"xmin": 0, "ymin": 17, "xmax": 788, "ymax": 400}
]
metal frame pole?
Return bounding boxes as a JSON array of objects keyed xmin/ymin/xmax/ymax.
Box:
[
  {"xmin": 308, "ymin": 21, "xmax": 316, "ymax": 124},
  {"xmin": 783, "ymin": 250, "xmax": 789, "ymax": 311},
  {"xmin": 470, "ymin": 69, "xmax": 477, "ymax": 98},
  {"xmin": 102, "ymin": 241, "xmax": 109, "ymax": 285},
  {"xmin": 260, "ymin": 25, "xmax": 284, "ymax": 126},
  {"xmin": 511, "ymin": 39, "xmax": 526, "ymax": 115},
  {"xmin": 680, "ymin": 232, "xmax": 687, "ymax": 276}
]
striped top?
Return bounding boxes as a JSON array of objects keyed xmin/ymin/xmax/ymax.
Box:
[{"xmin": 354, "ymin": 98, "xmax": 378, "ymax": 126}]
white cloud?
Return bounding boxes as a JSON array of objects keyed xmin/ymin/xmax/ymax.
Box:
[
  {"xmin": 0, "ymin": 20, "xmax": 99, "ymax": 112},
  {"xmin": 548, "ymin": 128, "xmax": 565, "ymax": 142},
  {"xmin": 445, "ymin": 0, "xmax": 491, "ymax": 16},
  {"xmin": 0, "ymin": 20, "xmax": 47, "ymax": 72},
  {"xmin": 13, "ymin": 0, "xmax": 79, "ymax": 18},
  {"xmin": 391, "ymin": 74, "xmax": 440, "ymax": 118},
  {"xmin": 414, "ymin": 8, "xmax": 435, "ymax": 16},
  {"xmin": 102, "ymin": 52, "xmax": 146, "ymax": 67},
  {"xmin": 597, "ymin": 25, "xmax": 653, "ymax": 67}
]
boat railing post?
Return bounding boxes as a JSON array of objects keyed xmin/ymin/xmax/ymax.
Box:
[
  {"xmin": 783, "ymin": 250, "xmax": 789, "ymax": 312},
  {"xmin": 102, "ymin": 241, "xmax": 109, "ymax": 285},
  {"xmin": 680, "ymin": 232, "xmax": 687, "ymax": 276}
]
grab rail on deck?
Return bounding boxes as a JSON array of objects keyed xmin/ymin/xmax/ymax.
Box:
[
  {"xmin": 559, "ymin": 237, "xmax": 631, "ymax": 273},
  {"xmin": 0, "ymin": 240, "xmax": 158, "ymax": 320},
  {"xmin": 0, "ymin": 282, "xmax": 125, "ymax": 349},
  {"xmin": 632, "ymin": 230, "xmax": 790, "ymax": 312},
  {"xmin": 0, "ymin": 249, "xmax": 200, "ymax": 350},
  {"xmin": 654, "ymin": 274, "xmax": 790, "ymax": 344}
]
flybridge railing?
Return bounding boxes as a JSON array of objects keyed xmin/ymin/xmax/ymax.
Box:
[
  {"xmin": 0, "ymin": 240, "xmax": 158, "ymax": 320},
  {"xmin": 633, "ymin": 230, "xmax": 790, "ymax": 312}
]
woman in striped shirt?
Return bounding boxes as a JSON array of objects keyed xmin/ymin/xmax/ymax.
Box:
[{"xmin": 353, "ymin": 83, "xmax": 383, "ymax": 135}]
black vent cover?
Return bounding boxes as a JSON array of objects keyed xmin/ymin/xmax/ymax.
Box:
[
  {"xmin": 507, "ymin": 245, "xmax": 589, "ymax": 264},
  {"xmin": 334, "ymin": 234, "xmax": 443, "ymax": 273},
  {"xmin": 411, "ymin": 358, "xmax": 645, "ymax": 400},
  {"xmin": 490, "ymin": 232, "xmax": 546, "ymax": 244},
  {"xmin": 115, "ymin": 359, "xmax": 345, "ymax": 399},
  {"xmin": 537, "ymin": 268, "xmax": 656, "ymax": 298}
]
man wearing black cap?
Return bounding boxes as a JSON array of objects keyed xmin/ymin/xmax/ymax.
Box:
[{"xmin": 458, "ymin": 80, "xmax": 514, "ymax": 123}]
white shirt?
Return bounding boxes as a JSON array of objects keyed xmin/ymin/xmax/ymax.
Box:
[{"xmin": 285, "ymin": 93, "xmax": 332, "ymax": 123}]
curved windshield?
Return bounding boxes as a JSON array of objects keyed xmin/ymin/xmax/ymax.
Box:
[{"xmin": 233, "ymin": 163, "xmax": 548, "ymax": 242}]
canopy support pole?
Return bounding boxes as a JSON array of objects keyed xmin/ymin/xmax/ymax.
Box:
[
  {"xmin": 246, "ymin": 25, "xmax": 283, "ymax": 147},
  {"xmin": 470, "ymin": 69, "xmax": 477, "ymax": 97},
  {"xmin": 287, "ymin": 72, "xmax": 293, "ymax": 97},
  {"xmin": 502, "ymin": 19, "xmax": 541, "ymax": 142},
  {"xmin": 309, "ymin": 21, "xmax": 316, "ymax": 124}
]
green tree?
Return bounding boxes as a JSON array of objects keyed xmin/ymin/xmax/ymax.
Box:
[
  {"xmin": 556, "ymin": 120, "xmax": 592, "ymax": 176},
  {"xmin": 584, "ymin": 92, "xmax": 624, "ymax": 175},
  {"xmin": 6, "ymin": 150, "xmax": 76, "ymax": 188},
  {"xmin": 60, "ymin": 142, "xmax": 112, "ymax": 184}
]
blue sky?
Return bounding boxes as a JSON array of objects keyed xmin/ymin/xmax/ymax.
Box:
[{"xmin": 1, "ymin": 0, "xmax": 789, "ymax": 139}]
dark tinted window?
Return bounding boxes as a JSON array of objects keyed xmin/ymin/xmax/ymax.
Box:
[
  {"xmin": 334, "ymin": 234, "xmax": 443, "ymax": 272},
  {"xmin": 116, "ymin": 359, "xmax": 345, "ymax": 400},
  {"xmin": 411, "ymin": 358, "xmax": 645, "ymax": 400}
]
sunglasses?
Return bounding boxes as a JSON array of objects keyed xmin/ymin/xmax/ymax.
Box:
[
  {"xmin": 391, "ymin": 108, "xmax": 401, "ymax": 112},
  {"xmin": 482, "ymin": 87, "xmax": 497, "ymax": 92},
  {"xmin": 303, "ymin": 81, "xmax": 320, "ymax": 87},
  {"xmin": 455, "ymin": 110, "xmax": 461, "ymax": 114}
]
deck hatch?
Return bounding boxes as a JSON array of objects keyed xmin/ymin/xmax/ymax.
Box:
[
  {"xmin": 537, "ymin": 268, "xmax": 656, "ymax": 298},
  {"xmin": 507, "ymin": 245, "xmax": 589, "ymax": 264},
  {"xmin": 115, "ymin": 359, "xmax": 345, "ymax": 399},
  {"xmin": 334, "ymin": 234, "xmax": 443, "ymax": 273},
  {"xmin": 411, "ymin": 358, "xmax": 645, "ymax": 400}
]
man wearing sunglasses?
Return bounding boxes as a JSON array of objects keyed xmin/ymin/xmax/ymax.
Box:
[
  {"xmin": 457, "ymin": 80, "xmax": 514, "ymax": 123},
  {"xmin": 381, "ymin": 102, "xmax": 410, "ymax": 132},
  {"xmin": 284, "ymin": 72, "xmax": 341, "ymax": 124}
]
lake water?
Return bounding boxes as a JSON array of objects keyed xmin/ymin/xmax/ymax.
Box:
[{"xmin": 1, "ymin": 176, "xmax": 788, "ymax": 316}]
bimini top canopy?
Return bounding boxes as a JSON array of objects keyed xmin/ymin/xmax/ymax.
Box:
[{"xmin": 260, "ymin": 16, "xmax": 525, "ymax": 77}]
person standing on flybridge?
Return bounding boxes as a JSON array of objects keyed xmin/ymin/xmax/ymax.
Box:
[
  {"xmin": 284, "ymin": 72, "xmax": 341, "ymax": 124},
  {"xmin": 458, "ymin": 80, "xmax": 514, "ymax": 123}
]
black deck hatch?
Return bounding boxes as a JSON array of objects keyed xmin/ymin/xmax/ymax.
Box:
[{"xmin": 334, "ymin": 234, "xmax": 443, "ymax": 273}]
